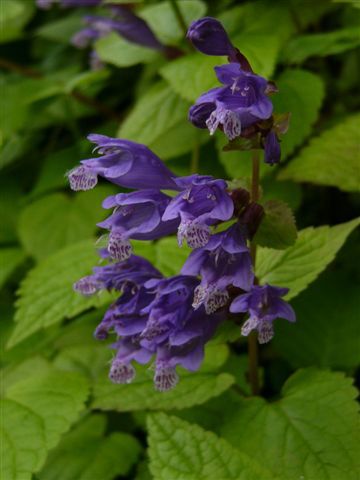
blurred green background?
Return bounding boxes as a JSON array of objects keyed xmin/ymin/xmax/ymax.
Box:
[{"xmin": 0, "ymin": 1, "xmax": 359, "ymax": 479}]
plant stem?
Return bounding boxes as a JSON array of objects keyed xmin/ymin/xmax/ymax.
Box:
[
  {"xmin": 248, "ymin": 151, "xmax": 260, "ymax": 395},
  {"xmin": 169, "ymin": 0, "xmax": 188, "ymax": 37}
]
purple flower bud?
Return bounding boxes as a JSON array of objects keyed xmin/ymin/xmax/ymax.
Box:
[
  {"xmin": 187, "ymin": 17, "xmax": 237, "ymax": 59},
  {"xmin": 230, "ymin": 284, "xmax": 296, "ymax": 343},
  {"xmin": 264, "ymin": 131, "xmax": 281, "ymax": 165},
  {"xmin": 67, "ymin": 135, "xmax": 178, "ymax": 191},
  {"xmin": 110, "ymin": 6, "xmax": 163, "ymax": 50}
]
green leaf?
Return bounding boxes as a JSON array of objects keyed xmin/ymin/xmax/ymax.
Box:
[
  {"xmin": 6, "ymin": 368, "xmax": 89, "ymax": 449},
  {"xmin": 0, "ymin": 0, "xmax": 34, "ymax": 43},
  {"xmin": 0, "ymin": 248, "xmax": 27, "ymax": 289},
  {"xmin": 283, "ymin": 27, "xmax": 360, "ymax": 64},
  {"xmin": 38, "ymin": 415, "xmax": 141, "ymax": 480},
  {"xmin": 147, "ymin": 413, "xmax": 275, "ymax": 480},
  {"xmin": 161, "ymin": 54, "xmax": 226, "ymax": 103},
  {"xmin": 18, "ymin": 187, "xmax": 115, "ymax": 260},
  {"xmin": 92, "ymin": 344, "xmax": 234, "ymax": 411},
  {"xmin": 256, "ymin": 217, "xmax": 360, "ymax": 299},
  {"xmin": 273, "ymin": 270, "xmax": 360, "ymax": 369},
  {"xmin": 221, "ymin": 369, "xmax": 360, "ymax": 480},
  {"xmin": 118, "ymin": 82, "xmax": 206, "ymax": 159},
  {"xmin": 7, "ymin": 240, "xmax": 113, "ymax": 348},
  {"xmin": 36, "ymin": 12, "xmax": 84, "ymax": 44},
  {"xmin": 272, "ymin": 69, "xmax": 325, "ymax": 159},
  {"xmin": 155, "ymin": 236, "xmax": 191, "ymax": 276},
  {"xmin": 30, "ymin": 145, "xmax": 84, "ymax": 198},
  {"xmin": 219, "ymin": 2, "xmax": 294, "ymax": 45},
  {"xmin": 254, "ymin": 200, "xmax": 297, "ymax": 250},
  {"xmin": 54, "ymin": 344, "xmax": 110, "ymax": 381},
  {"xmin": 0, "ymin": 399, "xmax": 46, "ymax": 480},
  {"xmin": 95, "ymin": 32, "xmax": 158, "ymax": 68},
  {"xmin": 232, "ymin": 33, "xmax": 281, "ymax": 78},
  {"xmin": 1, "ymin": 364, "xmax": 89, "ymax": 480},
  {"xmin": 279, "ymin": 113, "xmax": 360, "ymax": 192},
  {"xmin": 139, "ymin": 1, "xmax": 207, "ymax": 44}
]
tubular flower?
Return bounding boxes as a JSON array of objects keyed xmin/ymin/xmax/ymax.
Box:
[
  {"xmin": 182, "ymin": 223, "xmax": 254, "ymax": 314},
  {"xmin": 163, "ymin": 175, "xmax": 234, "ymax": 248},
  {"xmin": 98, "ymin": 190, "xmax": 178, "ymax": 261},
  {"xmin": 230, "ymin": 285, "xmax": 296, "ymax": 344},
  {"xmin": 67, "ymin": 134, "xmax": 178, "ymax": 191},
  {"xmin": 189, "ymin": 63, "xmax": 273, "ymax": 141}
]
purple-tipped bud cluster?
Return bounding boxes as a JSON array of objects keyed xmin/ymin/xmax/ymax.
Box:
[
  {"xmin": 187, "ymin": 18, "xmax": 286, "ymax": 166},
  {"xmin": 37, "ymin": 1, "xmax": 164, "ymax": 69},
  {"xmin": 68, "ymin": 16, "xmax": 294, "ymax": 392},
  {"xmin": 37, "ymin": 0, "xmax": 101, "ymax": 8}
]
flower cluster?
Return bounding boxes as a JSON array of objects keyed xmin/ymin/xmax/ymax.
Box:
[
  {"xmin": 69, "ymin": 17, "xmax": 295, "ymax": 391},
  {"xmin": 188, "ymin": 17, "xmax": 288, "ymax": 165},
  {"xmin": 37, "ymin": 1, "xmax": 171, "ymax": 70}
]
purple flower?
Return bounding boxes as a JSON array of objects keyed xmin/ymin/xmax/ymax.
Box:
[
  {"xmin": 182, "ymin": 223, "xmax": 254, "ymax": 313},
  {"xmin": 187, "ymin": 17, "xmax": 237, "ymax": 60},
  {"xmin": 98, "ymin": 190, "xmax": 179, "ymax": 261},
  {"xmin": 264, "ymin": 131, "xmax": 281, "ymax": 165},
  {"xmin": 162, "ymin": 175, "xmax": 234, "ymax": 248},
  {"xmin": 71, "ymin": 27, "xmax": 100, "ymax": 48},
  {"xmin": 230, "ymin": 284, "xmax": 296, "ymax": 344},
  {"xmin": 75, "ymin": 12, "xmax": 163, "ymax": 50},
  {"xmin": 85, "ymin": 270, "xmax": 224, "ymax": 391},
  {"xmin": 73, "ymin": 255, "xmax": 162, "ymax": 296},
  {"xmin": 67, "ymin": 134, "xmax": 178, "ymax": 191},
  {"xmin": 110, "ymin": 6, "xmax": 163, "ymax": 50},
  {"xmin": 189, "ymin": 63, "xmax": 273, "ymax": 140}
]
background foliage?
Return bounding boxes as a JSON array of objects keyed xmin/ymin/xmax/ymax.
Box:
[{"xmin": 0, "ymin": 1, "xmax": 359, "ymax": 479}]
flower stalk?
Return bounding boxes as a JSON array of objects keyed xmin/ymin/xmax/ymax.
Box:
[{"xmin": 249, "ymin": 150, "xmax": 260, "ymax": 395}]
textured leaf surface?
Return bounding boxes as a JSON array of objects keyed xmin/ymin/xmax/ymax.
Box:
[
  {"xmin": 147, "ymin": 413, "xmax": 275, "ymax": 480},
  {"xmin": 95, "ymin": 32, "xmax": 157, "ymax": 67},
  {"xmin": 221, "ymin": 369, "xmax": 360, "ymax": 480},
  {"xmin": 18, "ymin": 187, "xmax": 114, "ymax": 260},
  {"xmin": 0, "ymin": 0, "xmax": 34, "ymax": 43},
  {"xmin": 92, "ymin": 344, "xmax": 234, "ymax": 411},
  {"xmin": 7, "ymin": 240, "xmax": 113, "ymax": 348},
  {"xmin": 1, "ymin": 365, "xmax": 89, "ymax": 480},
  {"xmin": 0, "ymin": 399, "xmax": 46, "ymax": 480},
  {"xmin": 0, "ymin": 247, "xmax": 27, "ymax": 289},
  {"xmin": 6, "ymin": 368, "xmax": 89, "ymax": 449},
  {"xmin": 279, "ymin": 113, "xmax": 360, "ymax": 192},
  {"xmin": 283, "ymin": 27, "xmax": 360, "ymax": 64},
  {"xmin": 254, "ymin": 200, "xmax": 297, "ymax": 249},
  {"xmin": 160, "ymin": 54, "xmax": 226, "ymax": 103},
  {"xmin": 38, "ymin": 415, "xmax": 141, "ymax": 480},
  {"xmin": 256, "ymin": 218, "xmax": 360, "ymax": 299},
  {"xmin": 274, "ymin": 270, "xmax": 360, "ymax": 368},
  {"xmin": 118, "ymin": 83, "xmax": 206, "ymax": 159},
  {"xmin": 272, "ymin": 69, "xmax": 325, "ymax": 159}
]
